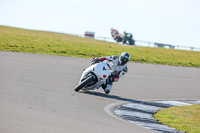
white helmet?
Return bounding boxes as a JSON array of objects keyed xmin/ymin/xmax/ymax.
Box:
[
  {"xmin": 119, "ymin": 52, "xmax": 131, "ymax": 65},
  {"xmin": 110, "ymin": 27, "xmax": 113, "ymax": 31}
]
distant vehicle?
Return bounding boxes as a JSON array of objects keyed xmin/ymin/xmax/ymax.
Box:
[
  {"xmin": 123, "ymin": 33, "xmax": 135, "ymax": 45},
  {"xmin": 114, "ymin": 33, "xmax": 123, "ymax": 43},
  {"xmin": 110, "ymin": 29, "xmax": 135, "ymax": 45},
  {"xmin": 111, "ymin": 28, "xmax": 123, "ymax": 43}
]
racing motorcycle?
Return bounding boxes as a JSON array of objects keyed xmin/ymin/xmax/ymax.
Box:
[
  {"xmin": 123, "ymin": 33, "xmax": 135, "ymax": 45},
  {"xmin": 114, "ymin": 33, "xmax": 123, "ymax": 43},
  {"xmin": 74, "ymin": 60, "xmax": 113, "ymax": 92}
]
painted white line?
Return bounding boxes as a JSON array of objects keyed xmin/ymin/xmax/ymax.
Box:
[
  {"xmin": 156, "ymin": 101, "xmax": 191, "ymax": 106},
  {"xmin": 123, "ymin": 103, "xmax": 163, "ymax": 113},
  {"xmin": 115, "ymin": 109, "xmax": 154, "ymax": 120},
  {"xmin": 130, "ymin": 121, "xmax": 178, "ymax": 133},
  {"xmin": 197, "ymin": 101, "xmax": 200, "ymax": 103},
  {"xmin": 104, "ymin": 101, "xmax": 131, "ymax": 124}
]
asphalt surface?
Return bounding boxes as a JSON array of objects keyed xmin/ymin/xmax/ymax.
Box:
[{"xmin": 0, "ymin": 51, "xmax": 200, "ymax": 133}]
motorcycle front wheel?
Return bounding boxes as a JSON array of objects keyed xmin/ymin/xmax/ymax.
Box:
[{"xmin": 74, "ymin": 75, "xmax": 94, "ymax": 92}]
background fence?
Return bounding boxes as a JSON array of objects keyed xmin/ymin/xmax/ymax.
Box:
[{"xmin": 70, "ymin": 33, "xmax": 200, "ymax": 52}]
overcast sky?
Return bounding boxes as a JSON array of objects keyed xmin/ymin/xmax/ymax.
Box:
[{"xmin": 0, "ymin": 0, "xmax": 200, "ymax": 48}]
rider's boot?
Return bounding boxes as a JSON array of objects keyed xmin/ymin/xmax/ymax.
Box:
[{"xmin": 102, "ymin": 82, "xmax": 113, "ymax": 94}]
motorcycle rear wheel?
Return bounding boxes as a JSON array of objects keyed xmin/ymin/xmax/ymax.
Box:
[
  {"xmin": 128, "ymin": 39, "xmax": 134, "ymax": 45},
  {"xmin": 74, "ymin": 76, "xmax": 94, "ymax": 92}
]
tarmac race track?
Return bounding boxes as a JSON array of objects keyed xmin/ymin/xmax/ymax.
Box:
[{"xmin": 0, "ymin": 51, "xmax": 200, "ymax": 133}]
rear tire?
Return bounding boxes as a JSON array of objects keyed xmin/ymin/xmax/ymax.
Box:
[
  {"xmin": 74, "ymin": 76, "xmax": 94, "ymax": 92},
  {"xmin": 128, "ymin": 39, "xmax": 133, "ymax": 45}
]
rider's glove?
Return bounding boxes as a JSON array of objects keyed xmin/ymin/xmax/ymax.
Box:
[
  {"xmin": 107, "ymin": 74, "xmax": 115, "ymax": 83},
  {"xmin": 92, "ymin": 57, "xmax": 100, "ymax": 64}
]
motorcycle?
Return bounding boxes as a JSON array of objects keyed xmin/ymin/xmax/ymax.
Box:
[
  {"xmin": 114, "ymin": 33, "xmax": 123, "ymax": 43},
  {"xmin": 74, "ymin": 60, "xmax": 113, "ymax": 92},
  {"xmin": 123, "ymin": 33, "xmax": 135, "ymax": 45}
]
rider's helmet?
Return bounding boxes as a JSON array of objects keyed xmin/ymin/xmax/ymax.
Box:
[
  {"xmin": 110, "ymin": 28, "xmax": 113, "ymax": 31},
  {"xmin": 119, "ymin": 52, "xmax": 131, "ymax": 65}
]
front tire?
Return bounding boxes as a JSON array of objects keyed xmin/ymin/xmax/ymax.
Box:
[{"xmin": 74, "ymin": 76, "xmax": 94, "ymax": 92}]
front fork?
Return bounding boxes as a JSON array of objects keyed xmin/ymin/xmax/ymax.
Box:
[{"xmin": 81, "ymin": 72, "xmax": 98, "ymax": 85}]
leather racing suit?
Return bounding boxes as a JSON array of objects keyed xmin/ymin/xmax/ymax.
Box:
[{"xmin": 95, "ymin": 55, "xmax": 128, "ymax": 94}]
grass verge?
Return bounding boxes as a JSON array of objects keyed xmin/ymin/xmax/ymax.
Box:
[
  {"xmin": 154, "ymin": 104, "xmax": 200, "ymax": 133},
  {"xmin": 0, "ymin": 25, "xmax": 200, "ymax": 67}
]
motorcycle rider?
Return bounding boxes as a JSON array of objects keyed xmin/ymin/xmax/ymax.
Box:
[
  {"xmin": 110, "ymin": 28, "xmax": 122, "ymax": 42},
  {"xmin": 111, "ymin": 28, "xmax": 119, "ymax": 38},
  {"xmin": 92, "ymin": 52, "xmax": 131, "ymax": 94},
  {"xmin": 123, "ymin": 31, "xmax": 134, "ymax": 45}
]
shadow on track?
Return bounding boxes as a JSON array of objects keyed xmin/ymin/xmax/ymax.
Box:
[
  {"xmin": 82, "ymin": 91, "xmax": 172, "ymax": 108},
  {"xmin": 82, "ymin": 91, "xmax": 138, "ymax": 102}
]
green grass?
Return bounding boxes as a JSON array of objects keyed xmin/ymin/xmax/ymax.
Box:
[
  {"xmin": 0, "ymin": 25, "xmax": 200, "ymax": 67},
  {"xmin": 154, "ymin": 104, "xmax": 200, "ymax": 133}
]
